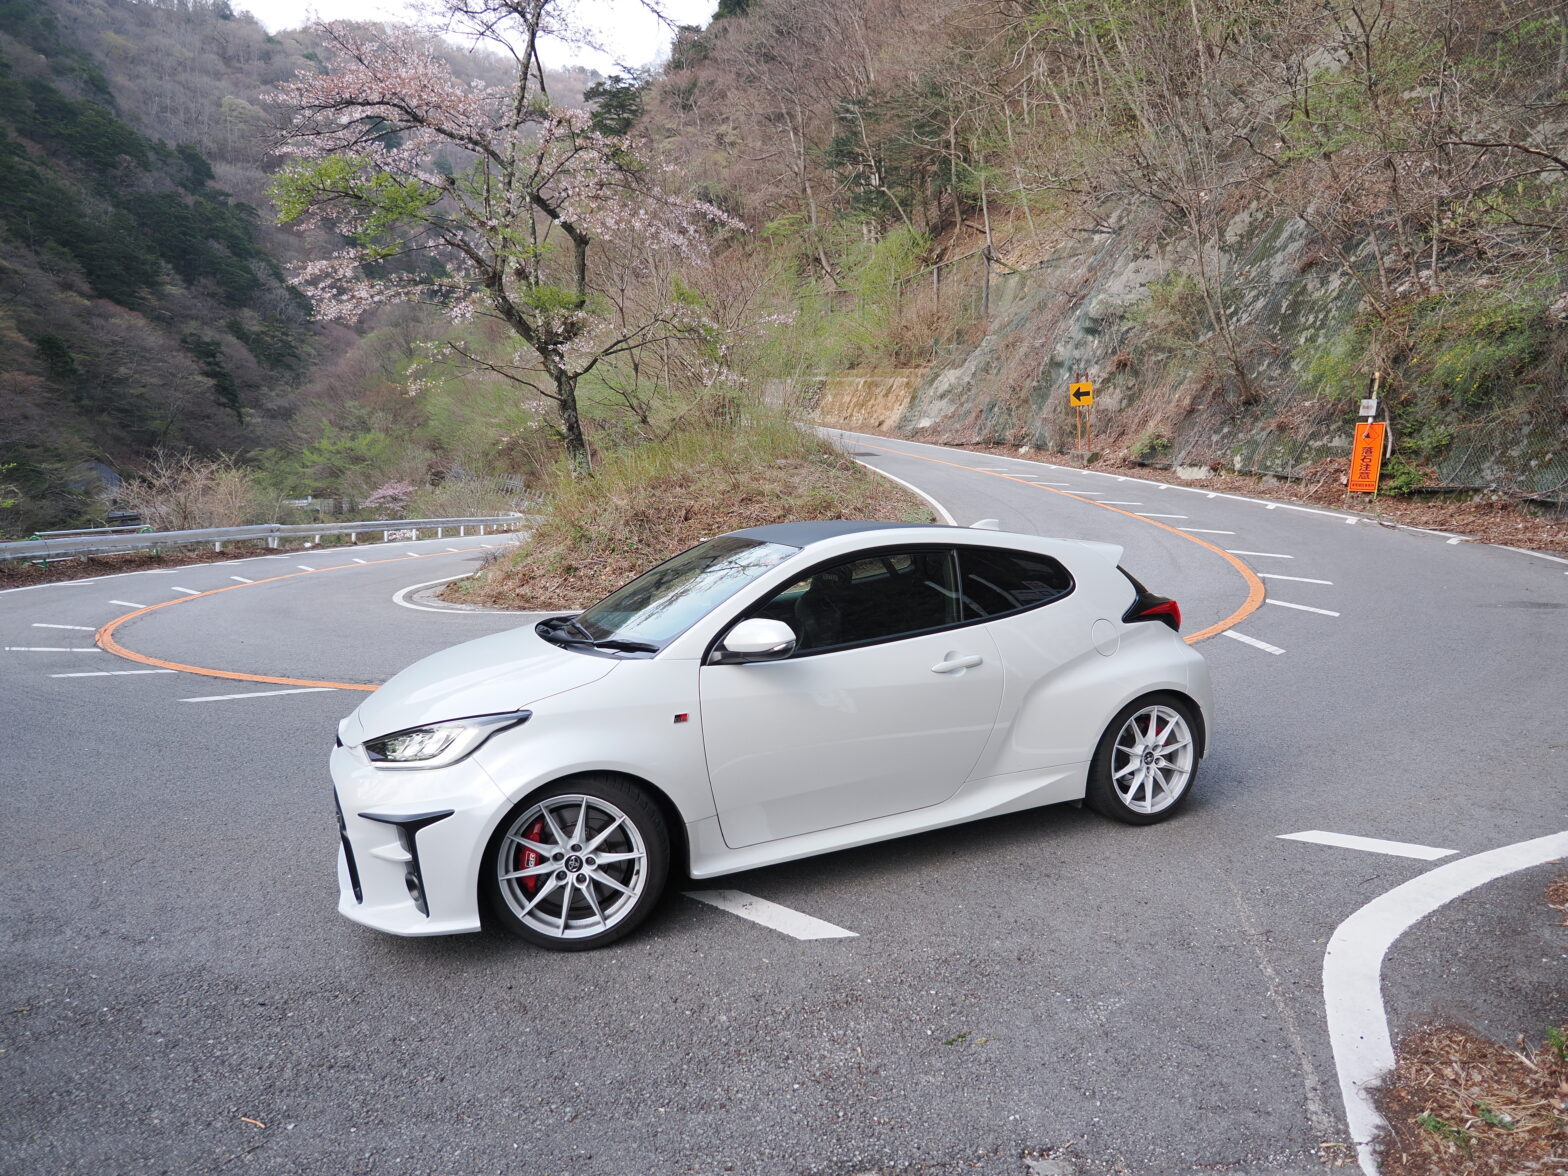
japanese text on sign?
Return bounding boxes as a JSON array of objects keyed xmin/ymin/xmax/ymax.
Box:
[{"xmin": 1348, "ymin": 422, "xmax": 1386, "ymax": 493}]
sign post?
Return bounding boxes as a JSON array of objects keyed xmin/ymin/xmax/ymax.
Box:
[
  {"xmin": 1069, "ymin": 379, "xmax": 1094, "ymax": 453},
  {"xmin": 1348, "ymin": 371, "xmax": 1385, "ymax": 494}
]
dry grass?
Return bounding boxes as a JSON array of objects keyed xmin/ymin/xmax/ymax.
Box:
[
  {"xmin": 1373, "ymin": 1024, "xmax": 1568, "ymax": 1175},
  {"xmin": 451, "ymin": 416, "xmax": 932, "ymax": 610}
]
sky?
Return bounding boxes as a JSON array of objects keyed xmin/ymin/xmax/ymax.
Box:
[{"xmin": 238, "ymin": 0, "xmax": 717, "ymax": 72}]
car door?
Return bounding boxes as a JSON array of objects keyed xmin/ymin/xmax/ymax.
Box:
[{"xmin": 700, "ymin": 547, "xmax": 1004, "ymax": 849}]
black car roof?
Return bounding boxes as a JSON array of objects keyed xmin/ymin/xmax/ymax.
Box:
[{"xmin": 728, "ymin": 520, "xmax": 949, "ymax": 547}]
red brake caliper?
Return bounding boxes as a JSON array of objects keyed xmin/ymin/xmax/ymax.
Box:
[{"xmin": 517, "ymin": 817, "xmax": 546, "ymax": 893}]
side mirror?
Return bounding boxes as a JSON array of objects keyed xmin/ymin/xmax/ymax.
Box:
[{"xmin": 711, "ymin": 618, "xmax": 797, "ymax": 664}]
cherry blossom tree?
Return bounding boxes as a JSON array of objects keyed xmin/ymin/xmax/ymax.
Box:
[{"xmin": 268, "ymin": 0, "xmax": 736, "ymax": 468}]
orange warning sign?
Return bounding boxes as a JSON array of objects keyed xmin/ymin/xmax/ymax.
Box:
[
  {"xmin": 1349, "ymin": 422, "xmax": 1386, "ymax": 493},
  {"xmin": 1069, "ymin": 381, "xmax": 1094, "ymax": 406}
]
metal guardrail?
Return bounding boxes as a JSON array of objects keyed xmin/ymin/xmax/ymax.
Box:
[{"xmin": 1, "ymin": 516, "xmax": 529, "ymax": 563}]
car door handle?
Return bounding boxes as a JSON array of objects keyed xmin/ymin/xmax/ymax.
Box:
[{"xmin": 931, "ymin": 654, "xmax": 983, "ymax": 674}]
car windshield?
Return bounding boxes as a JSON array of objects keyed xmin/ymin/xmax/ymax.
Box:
[{"xmin": 562, "ymin": 536, "xmax": 799, "ymax": 651}]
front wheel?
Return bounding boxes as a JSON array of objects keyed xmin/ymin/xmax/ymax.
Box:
[
  {"xmin": 1085, "ymin": 696, "xmax": 1200, "ymax": 825},
  {"xmin": 483, "ymin": 775, "xmax": 669, "ymax": 951}
]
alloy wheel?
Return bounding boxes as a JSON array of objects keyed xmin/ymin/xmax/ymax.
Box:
[{"xmin": 1109, "ymin": 704, "xmax": 1195, "ymax": 815}]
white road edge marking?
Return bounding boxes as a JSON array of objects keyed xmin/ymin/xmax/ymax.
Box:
[
  {"xmin": 1266, "ymin": 599, "xmax": 1341, "ymax": 617},
  {"xmin": 5, "ymin": 646, "xmax": 104, "ymax": 652},
  {"xmin": 182, "ymin": 687, "xmax": 335, "ymax": 702},
  {"xmin": 849, "ymin": 459, "xmax": 956, "ymax": 525},
  {"xmin": 1324, "ymin": 829, "xmax": 1568, "ymax": 1175},
  {"xmin": 109, "ymin": 600, "xmax": 147, "ymax": 608},
  {"xmin": 684, "ymin": 890, "xmax": 858, "ymax": 940},
  {"xmin": 1259, "ymin": 573, "xmax": 1333, "ymax": 585},
  {"xmin": 33, "ymin": 623, "xmax": 95, "ymax": 630},
  {"xmin": 391, "ymin": 575, "xmax": 479, "ymax": 612},
  {"xmin": 52, "ymin": 669, "xmax": 178, "ymax": 678},
  {"xmin": 1278, "ymin": 830, "xmax": 1456, "ymax": 860},
  {"xmin": 1227, "ymin": 549, "xmax": 1293, "ymax": 559},
  {"xmin": 1220, "ymin": 630, "xmax": 1285, "ymax": 655}
]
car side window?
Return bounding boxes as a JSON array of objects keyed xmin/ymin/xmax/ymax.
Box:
[
  {"xmin": 956, "ymin": 547, "xmax": 1074, "ymax": 620},
  {"xmin": 752, "ymin": 548, "xmax": 961, "ymax": 653}
]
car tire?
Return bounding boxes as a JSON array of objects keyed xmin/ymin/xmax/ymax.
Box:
[
  {"xmin": 1084, "ymin": 694, "xmax": 1200, "ymax": 825},
  {"xmin": 483, "ymin": 775, "xmax": 670, "ymax": 951}
]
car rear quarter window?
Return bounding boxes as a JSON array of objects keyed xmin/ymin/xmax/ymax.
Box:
[{"xmin": 957, "ymin": 547, "xmax": 1074, "ymax": 620}]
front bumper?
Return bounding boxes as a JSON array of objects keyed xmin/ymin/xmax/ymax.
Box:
[{"xmin": 330, "ymin": 742, "xmax": 510, "ymax": 936}]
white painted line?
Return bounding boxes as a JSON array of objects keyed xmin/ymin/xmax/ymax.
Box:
[
  {"xmin": 1324, "ymin": 830, "xmax": 1568, "ymax": 1174},
  {"xmin": 1180, "ymin": 527, "xmax": 1235, "ymax": 535},
  {"xmin": 1025, "ymin": 481, "xmax": 1072, "ymax": 487},
  {"xmin": 52, "ymin": 670, "xmax": 178, "ymax": 678},
  {"xmin": 1446, "ymin": 537, "xmax": 1465, "ymax": 545},
  {"xmin": 353, "ymin": 558, "xmax": 368, "ymax": 564},
  {"xmin": 391, "ymin": 575, "xmax": 478, "ymax": 612},
  {"xmin": 5, "ymin": 646, "xmax": 103, "ymax": 652},
  {"xmin": 1279, "ymin": 831, "xmax": 1455, "ymax": 860},
  {"xmin": 296, "ymin": 564, "xmax": 316, "ymax": 571},
  {"xmin": 229, "ymin": 575, "xmax": 254, "ymax": 583},
  {"xmin": 445, "ymin": 547, "xmax": 461, "ymax": 552},
  {"xmin": 171, "ymin": 587, "xmax": 200, "ymax": 596},
  {"xmin": 850, "ymin": 459, "xmax": 956, "ymax": 525},
  {"xmin": 1066, "ymin": 490, "xmax": 1104, "ymax": 496},
  {"xmin": 33, "ymin": 623, "xmax": 95, "ymax": 630},
  {"xmin": 1259, "ymin": 573, "xmax": 1333, "ymax": 585},
  {"xmin": 181, "ymin": 687, "xmax": 335, "ymax": 702},
  {"xmin": 1497, "ymin": 544, "xmax": 1568, "ymax": 566},
  {"xmin": 1267, "ymin": 599, "xmax": 1341, "ymax": 617},
  {"xmin": 1265, "ymin": 503, "xmax": 1278, "ymax": 510},
  {"xmin": 1099, "ymin": 501, "xmax": 1143, "ymax": 506},
  {"xmin": 1344, "ymin": 517, "xmax": 1358, "ymax": 525},
  {"xmin": 1227, "ymin": 550, "xmax": 1293, "ymax": 559},
  {"xmin": 1220, "ymin": 630, "xmax": 1285, "ymax": 655},
  {"xmin": 1136, "ymin": 513, "xmax": 1188, "ymax": 519},
  {"xmin": 109, "ymin": 600, "xmax": 147, "ymax": 608},
  {"xmin": 684, "ymin": 890, "xmax": 858, "ymax": 940}
]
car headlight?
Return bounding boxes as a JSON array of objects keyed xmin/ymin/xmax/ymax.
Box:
[{"xmin": 361, "ymin": 711, "xmax": 531, "ymax": 770}]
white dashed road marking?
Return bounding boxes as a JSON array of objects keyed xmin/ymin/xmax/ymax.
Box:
[
  {"xmin": 1099, "ymin": 501, "xmax": 1144, "ymax": 506},
  {"xmin": 1266, "ymin": 599, "xmax": 1341, "ymax": 617},
  {"xmin": 230, "ymin": 576, "xmax": 254, "ymax": 583},
  {"xmin": 171, "ymin": 587, "xmax": 200, "ymax": 596},
  {"xmin": 1227, "ymin": 549, "xmax": 1293, "ymax": 559},
  {"xmin": 109, "ymin": 600, "xmax": 147, "ymax": 608},
  {"xmin": 296, "ymin": 565, "xmax": 316, "ymax": 571},
  {"xmin": 33, "ymin": 623, "xmax": 95, "ymax": 630},
  {"xmin": 1279, "ymin": 831, "xmax": 1456, "ymax": 860},
  {"xmin": 5, "ymin": 646, "xmax": 104, "ymax": 653},
  {"xmin": 181, "ymin": 688, "xmax": 336, "ymax": 702},
  {"xmin": 1259, "ymin": 573, "xmax": 1333, "ymax": 585},
  {"xmin": 1180, "ymin": 527, "xmax": 1235, "ymax": 535},
  {"xmin": 1220, "ymin": 630, "xmax": 1285, "ymax": 655},
  {"xmin": 685, "ymin": 890, "xmax": 858, "ymax": 940},
  {"xmin": 52, "ymin": 670, "xmax": 178, "ymax": 678},
  {"xmin": 1136, "ymin": 513, "xmax": 1188, "ymax": 519}
]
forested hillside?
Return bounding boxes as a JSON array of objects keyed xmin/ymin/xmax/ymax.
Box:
[
  {"xmin": 0, "ymin": 0, "xmax": 593, "ymax": 535},
  {"xmin": 642, "ymin": 0, "xmax": 1568, "ymax": 497}
]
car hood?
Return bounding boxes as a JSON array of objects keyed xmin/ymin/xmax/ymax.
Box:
[{"xmin": 342, "ymin": 625, "xmax": 619, "ymax": 744}]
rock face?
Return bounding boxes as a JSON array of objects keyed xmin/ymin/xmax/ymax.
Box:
[{"xmin": 813, "ymin": 199, "xmax": 1567, "ymax": 498}]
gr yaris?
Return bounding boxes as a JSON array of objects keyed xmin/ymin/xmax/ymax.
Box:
[{"xmin": 331, "ymin": 520, "xmax": 1212, "ymax": 950}]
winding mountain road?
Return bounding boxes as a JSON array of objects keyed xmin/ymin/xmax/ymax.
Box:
[{"xmin": 3, "ymin": 432, "xmax": 1564, "ymax": 1176}]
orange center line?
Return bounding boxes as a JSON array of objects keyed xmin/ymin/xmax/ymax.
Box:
[
  {"xmin": 853, "ymin": 440, "xmax": 1266, "ymax": 644},
  {"xmin": 93, "ymin": 553, "xmax": 451, "ymax": 692}
]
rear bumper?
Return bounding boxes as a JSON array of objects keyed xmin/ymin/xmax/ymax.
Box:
[{"xmin": 330, "ymin": 742, "xmax": 509, "ymax": 936}]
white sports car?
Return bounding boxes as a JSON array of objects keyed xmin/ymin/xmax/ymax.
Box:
[{"xmin": 331, "ymin": 521, "xmax": 1212, "ymax": 950}]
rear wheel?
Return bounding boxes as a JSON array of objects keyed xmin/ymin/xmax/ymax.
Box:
[
  {"xmin": 483, "ymin": 776, "xmax": 669, "ymax": 951},
  {"xmin": 1085, "ymin": 696, "xmax": 1199, "ymax": 825}
]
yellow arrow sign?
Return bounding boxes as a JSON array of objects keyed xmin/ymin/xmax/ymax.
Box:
[{"xmin": 1069, "ymin": 381, "xmax": 1094, "ymax": 406}]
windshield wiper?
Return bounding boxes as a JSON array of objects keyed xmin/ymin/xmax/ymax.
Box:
[{"xmin": 592, "ymin": 638, "xmax": 659, "ymax": 653}]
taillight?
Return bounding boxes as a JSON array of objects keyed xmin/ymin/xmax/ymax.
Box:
[
  {"xmin": 1119, "ymin": 567, "xmax": 1182, "ymax": 632},
  {"xmin": 1127, "ymin": 598, "xmax": 1181, "ymax": 631}
]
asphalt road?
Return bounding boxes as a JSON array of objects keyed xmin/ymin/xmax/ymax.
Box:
[{"xmin": 3, "ymin": 437, "xmax": 1565, "ymax": 1176}]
